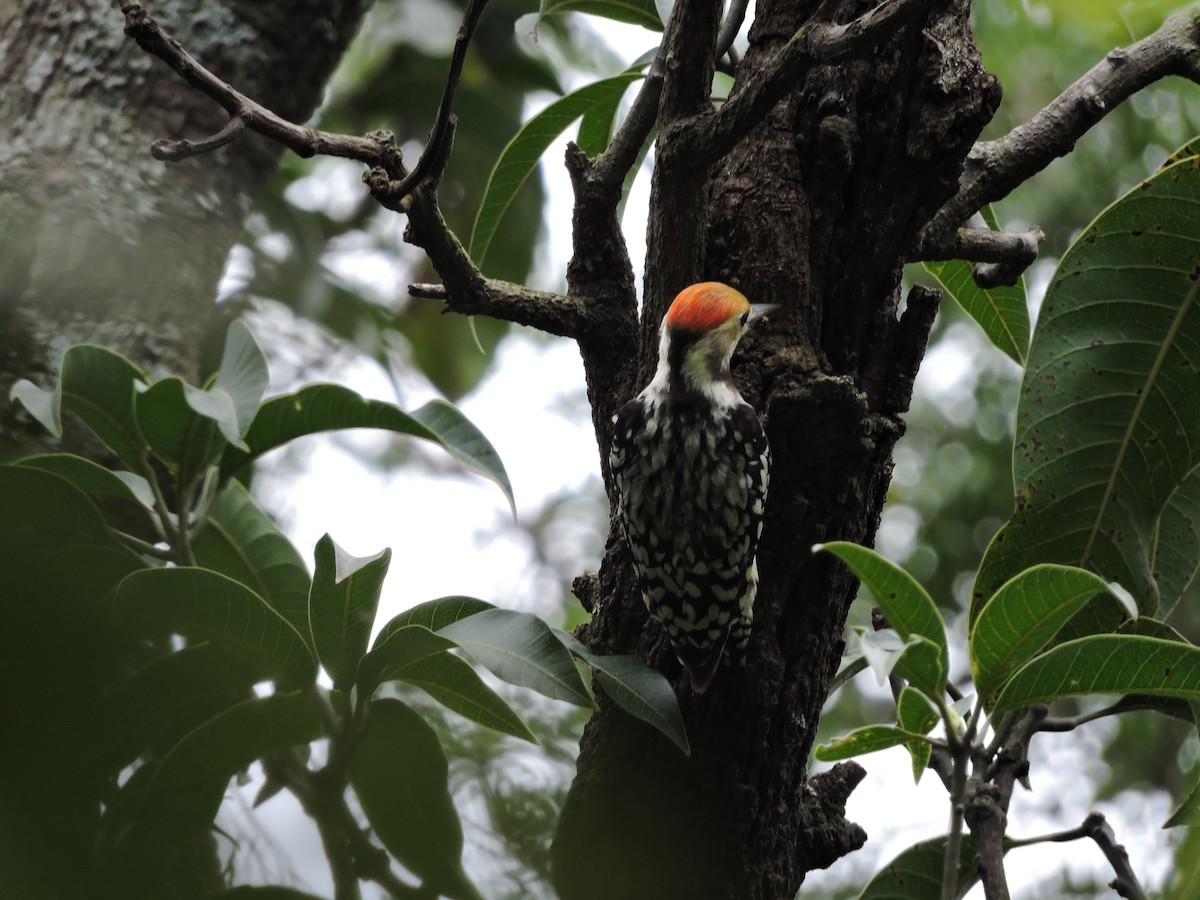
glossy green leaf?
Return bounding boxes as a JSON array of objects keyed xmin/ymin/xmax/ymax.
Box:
[
  {"xmin": 556, "ymin": 630, "xmax": 689, "ymax": 754},
  {"xmin": 993, "ymin": 634, "xmax": 1200, "ymax": 713},
  {"xmin": 15, "ymin": 453, "xmax": 154, "ymax": 508},
  {"xmin": 815, "ymin": 724, "xmax": 933, "ymax": 762},
  {"xmin": 469, "ymin": 71, "xmax": 644, "ymax": 268},
  {"xmin": 438, "ymin": 609, "xmax": 595, "ymax": 708},
  {"xmin": 923, "ymin": 207, "xmax": 1030, "ymax": 365},
  {"xmin": 373, "ymin": 595, "xmax": 495, "ymax": 647},
  {"xmin": 363, "ymin": 629, "xmax": 537, "ymax": 743},
  {"xmin": 220, "ymin": 385, "xmax": 515, "ymax": 515},
  {"xmin": 970, "ymin": 564, "xmax": 1129, "ymax": 700},
  {"xmin": 193, "ymin": 482, "xmax": 312, "ymax": 643},
  {"xmin": 816, "ymin": 542, "xmax": 948, "ymax": 696},
  {"xmin": 535, "ymin": 0, "xmax": 663, "ymax": 29},
  {"xmin": 114, "ymin": 567, "xmax": 317, "ymax": 686},
  {"xmin": 309, "ymin": 534, "xmax": 390, "ymax": 689},
  {"xmin": 897, "ymin": 686, "xmax": 940, "ymax": 782},
  {"xmin": 975, "ymin": 152, "xmax": 1200, "ymax": 618},
  {"xmin": 349, "ymin": 699, "xmax": 483, "ymax": 900},
  {"xmin": 857, "ymin": 835, "xmax": 986, "ymax": 900}
]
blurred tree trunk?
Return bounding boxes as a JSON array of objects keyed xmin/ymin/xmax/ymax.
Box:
[
  {"xmin": 0, "ymin": 4, "xmax": 369, "ymax": 897},
  {"xmin": 552, "ymin": 1, "xmax": 1000, "ymax": 897},
  {"xmin": 0, "ymin": 0, "xmax": 370, "ymax": 459}
]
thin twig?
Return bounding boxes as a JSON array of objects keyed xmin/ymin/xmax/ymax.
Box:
[
  {"xmin": 715, "ymin": 0, "xmax": 751, "ymax": 62},
  {"xmin": 152, "ymin": 115, "xmax": 245, "ymax": 161},
  {"xmin": 920, "ymin": 5, "xmax": 1200, "ymax": 245},
  {"xmin": 1008, "ymin": 813, "xmax": 1149, "ymax": 900}
]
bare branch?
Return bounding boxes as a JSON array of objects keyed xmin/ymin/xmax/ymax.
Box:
[
  {"xmin": 151, "ymin": 115, "xmax": 245, "ymax": 161},
  {"xmin": 1009, "ymin": 813, "xmax": 1149, "ymax": 900},
  {"xmin": 715, "ymin": 0, "xmax": 751, "ymax": 62},
  {"xmin": 409, "ymin": 280, "xmax": 589, "ymax": 340},
  {"xmin": 592, "ymin": 56, "xmax": 663, "ymax": 191},
  {"xmin": 120, "ymin": 2, "xmax": 386, "ymax": 165},
  {"xmin": 922, "ymin": 6, "xmax": 1200, "ymax": 243},
  {"xmin": 683, "ymin": 0, "xmax": 929, "ymax": 164}
]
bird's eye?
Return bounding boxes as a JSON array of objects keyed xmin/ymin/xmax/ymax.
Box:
[{"xmin": 739, "ymin": 311, "xmax": 749, "ymax": 326}]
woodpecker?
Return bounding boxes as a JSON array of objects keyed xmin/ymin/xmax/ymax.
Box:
[{"xmin": 610, "ymin": 282, "xmax": 773, "ymax": 693}]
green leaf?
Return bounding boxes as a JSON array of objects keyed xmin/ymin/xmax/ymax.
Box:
[
  {"xmin": 897, "ymin": 686, "xmax": 940, "ymax": 782},
  {"xmin": 141, "ymin": 691, "xmax": 322, "ymax": 830},
  {"xmin": 92, "ymin": 642, "xmax": 259, "ymax": 775},
  {"xmin": 437, "ymin": 609, "xmax": 595, "ymax": 708},
  {"xmin": 114, "ymin": 567, "xmax": 317, "ymax": 687},
  {"xmin": 220, "ymin": 385, "xmax": 515, "ymax": 515},
  {"xmin": 135, "ymin": 376, "xmax": 223, "ymax": 481},
  {"xmin": 815, "ymin": 724, "xmax": 933, "ymax": 762},
  {"xmin": 349, "ymin": 699, "xmax": 483, "ymax": 900},
  {"xmin": 857, "ymin": 835, "xmax": 986, "ymax": 900},
  {"xmin": 193, "ymin": 481, "xmax": 313, "ymax": 644},
  {"xmin": 969, "ymin": 564, "xmax": 1130, "ymax": 700},
  {"xmin": 358, "ymin": 623, "xmax": 459, "ymax": 695},
  {"xmin": 15, "ymin": 345, "xmax": 150, "ymax": 468},
  {"xmin": 309, "ymin": 534, "xmax": 390, "ymax": 689},
  {"xmin": 922, "ymin": 207, "xmax": 1031, "ymax": 365},
  {"xmin": 1153, "ymin": 463, "xmax": 1200, "ymax": 617},
  {"xmin": 212, "ymin": 319, "xmax": 270, "ymax": 437},
  {"xmin": 556, "ymin": 629, "xmax": 689, "ymax": 755},
  {"xmin": 362, "ymin": 629, "xmax": 537, "ymax": 743},
  {"xmin": 975, "ymin": 152, "xmax": 1200, "ymax": 618},
  {"xmin": 535, "ymin": 0, "xmax": 663, "ymax": 31},
  {"xmin": 815, "ymin": 542, "xmax": 949, "ymax": 696},
  {"xmin": 14, "ymin": 453, "xmax": 154, "ymax": 508},
  {"xmin": 469, "ymin": 70, "xmax": 644, "ymax": 268},
  {"xmin": 576, "ymin": 77, "xmax": 627, "ymax": 156},
  {"xmin": 373, "ymin": 595, "xmax": 495, "ymax": 646},
  {"xmin": 993, "ymin": 634, "xmax": 1200, "ymax": 713},
  {"xmin": 1165, "ymin": 779, "xmax": 1200, "ymax": 828}
]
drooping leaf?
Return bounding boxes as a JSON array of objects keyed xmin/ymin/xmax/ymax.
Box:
[
  {"xmin": 308, "ymin": 534, "xmax": 390, "ymax": 689},
  {"xmin": 897, "ymin": 686, "xmax": 941, "ymax": 782},
  {"xmin": 815, "ymin": 724, "xmax": 933, "ymax": 762},
  {"xmin": 469, "ymin": 70, "xmax": 644, "ymax": 268},
  {"xmin": 212, "ymin": 319, "xmax": 270, "ymax": 438},
  {"xmin": 535, "ymin": 0, "xmax": 664, "ymax": 29},
  {"xmin": 857, "ymin": 835, "xmax": 986, "ymax": 900},
  {"xmin": 556, "ymin": 629, "xmax": 689, "ymax": 754},
  {"xmin": 993, "ymin": 634, "xmax": 1200, "ymax": 713},
  {"xmin": 114, "ymin": 567, "xmax": 317, "ymax": 687},
  {"xmin": 969, "ymin": 564, "xmax": 1130, "ymax": 700},
  {"xmin": 922, "ymin": 206, "xmax": 1030, "ymax": 365},
  {"xmin": 220, "ymin": 385, "xmax": 515, "ymax": 514},
  {"xmin": 193, "ymin": 481, "xmax": 312, "ymax": 643},
  {"xmin": 975, "ymin": 152, "xmax": 1200, "ymax": 618},
  {"xmin": 349, "ymin": 699, "xmax": 483, "ymax": 900},
  {"xmin": 15, "ymin": 453, "xmax": 154, "ymax": 509},
  {"xmin": 362, "ymin": 629, "xmax": 537, "ymax": 743},
  {"xmin": 816, "ymin": 542, "xmax": 948, "ymax": 697},
  {"xmin": 438, "ymin": 609, "xmax": 595, "ymax": 708}
]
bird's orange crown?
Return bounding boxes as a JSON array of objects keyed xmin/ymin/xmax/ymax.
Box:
[{"xmin": 665, "ymin": 282, "xmax": 750, "ymax": 333}]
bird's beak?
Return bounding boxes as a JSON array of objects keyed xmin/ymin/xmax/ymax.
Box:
[{"xmin": 747, "ymin": 303, "xmax": 779, "ymax": 325}]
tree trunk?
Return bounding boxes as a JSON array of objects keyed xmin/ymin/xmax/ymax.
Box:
[
  {"xmin": 553, "ymin": 1, "xmax": 1000, "ymax": 897},
  {"xmin": 0, "ymin": 0, "xmax": 369, "ymax": 460}
]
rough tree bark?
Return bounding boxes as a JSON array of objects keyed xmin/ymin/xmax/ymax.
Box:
[
  {"xmin": 552, "ymin": 1, "xmax": 999, "ymax": 897},
  {"xmin": 0, "ymin": 0, "xmax": 370, "ymax": 460}
]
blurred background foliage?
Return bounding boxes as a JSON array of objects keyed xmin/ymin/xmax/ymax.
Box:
[{"xmin": 222, "ymin": 0, "xmax": 1200, "ymax": 895}]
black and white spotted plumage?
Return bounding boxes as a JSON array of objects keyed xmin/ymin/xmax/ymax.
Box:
[{"xmin": 610, "ymin": 283, "xmax": 772, "ymax": 693}]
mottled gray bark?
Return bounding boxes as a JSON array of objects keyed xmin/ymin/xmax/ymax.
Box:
[{"xmin": 0, "ymin": 0, "xmax": 370, "ymax": 458}]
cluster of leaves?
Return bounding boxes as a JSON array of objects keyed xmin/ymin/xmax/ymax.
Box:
[
  {"xmin": 819, "ymin": 142, "xmax": 1200, "ymax": 897},
  {"xmin": 3, "ymin": 323, "xmax": 685, "ymax": 899}
]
